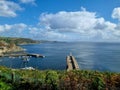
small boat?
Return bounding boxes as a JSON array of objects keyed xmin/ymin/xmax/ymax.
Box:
[
  {"xmin": 21, "ymin": 67, "xmax": 35, "ymax": 70},
  {"xmin": 19, "ymin": 56, "xmax": 22, "ymax": 58},
  {"xmin": 9, "ymin": 56, "xmax": 15, "ymax": 59},
  {"xmin": 43, "ymin": 56, "xmax": 45, "ymax": 58},
  {"xmin": 22, "ymin": 56, "xmax": 30, "ymax": 62}
]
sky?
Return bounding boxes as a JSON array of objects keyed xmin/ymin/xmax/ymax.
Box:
[{"xmin": 0, "ymin": 0, "xmax": 120, "ymax": 42}]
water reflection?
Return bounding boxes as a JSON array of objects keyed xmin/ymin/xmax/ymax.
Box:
[{"xmin": 0, "ymin": 42, "xmax": 120, "ymax": 72}]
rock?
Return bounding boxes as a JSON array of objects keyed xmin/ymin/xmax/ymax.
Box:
[{"xmin": 0, "ymin": 40, "xmax": 24, "ymax": 54}]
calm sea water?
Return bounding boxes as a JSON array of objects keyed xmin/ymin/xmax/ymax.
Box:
[{"xmin": 0, "ymin": 42, "xmax": 120, "ymax": 72}]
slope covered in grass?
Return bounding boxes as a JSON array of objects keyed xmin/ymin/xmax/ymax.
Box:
[{"xmin": 0, "ymin": 66, "xmax": 120, "ymax": 90}]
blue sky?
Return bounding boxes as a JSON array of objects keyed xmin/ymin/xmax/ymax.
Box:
[{"xmin": 0, "ymin": 0, "xmax": 120, "ymax": 42}]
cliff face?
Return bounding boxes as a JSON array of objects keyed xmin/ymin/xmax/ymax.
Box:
[
  {"xmin": 0, "ymin": 40, "xmax": 23, "ymax": 55},
  {"xmin": 0, "ymin": 37, "xmax": 40, "ymax": 55}
]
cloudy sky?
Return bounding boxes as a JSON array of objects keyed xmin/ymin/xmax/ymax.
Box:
[{"xmin": 0, "ymin": 0, "xmax": 120, "ymax": 42}]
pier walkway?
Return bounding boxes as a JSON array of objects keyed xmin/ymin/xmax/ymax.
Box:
[
  {"xmin": 66, "ymin": 55, "xmax": 79, "ymax": 71},
  {"xmin": 0, "ymin": 53, "xmax": 44, "ymax": 58}
]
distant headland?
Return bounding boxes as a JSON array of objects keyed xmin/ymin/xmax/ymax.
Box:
[{"xmin": 0, "ymin": 37, "xmax": 40, "ymax": 55}]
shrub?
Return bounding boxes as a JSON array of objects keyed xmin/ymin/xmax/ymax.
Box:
[
  {"xmin": 45, "ymin": 70, "xmax": 59, "ymax": 90},
  {"xmin": 0, "ymin": 81, "xmax": 13, "ymax": 90}
]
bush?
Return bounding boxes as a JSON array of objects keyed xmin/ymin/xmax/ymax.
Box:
[
  {"xmin": 91, "ymin": 76, "xmax": 105, "ymax": 90},
  {"xmin": 0, "ymin": 66, "xmax": 120, "ymax": 90},
  {"xmin": 45, "ymin": 70, "xmax": 59, "ymax": 90},
  {"xmin": 0, "ymin": 81, "xmax": 13, "ymax": 90}
]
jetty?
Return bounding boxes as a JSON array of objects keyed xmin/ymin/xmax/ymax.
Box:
[
  {"xmin": 0, "ymin": 53, "xmax": 44, "ymax": 58},
  {"xmin": 27, "ymin": 53, "xmax": 44, "ymax": 58},
  {"xmin": 66, "ymin": 54, "xmax": 79, "ymax": 71}
]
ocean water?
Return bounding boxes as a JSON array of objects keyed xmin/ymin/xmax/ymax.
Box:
[{"xmin": 0, "ymin": 42, "xmax": 120, "ymax": 72}]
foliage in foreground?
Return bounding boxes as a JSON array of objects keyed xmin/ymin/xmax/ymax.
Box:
[{"xmin": 0, "ymin": 66, "xmax": 120, "ymax": 90}]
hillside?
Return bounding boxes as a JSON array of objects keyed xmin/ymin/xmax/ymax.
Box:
[
  {"xmin": 0, "ymin": 37, "xmax": 40, "ymax": 45},
  {"xmin": 0, "ymin": 66, "xmax": 120, "ymax": 90},
  {"xmin": 0, "ymin": 37, "xmax": 40, "ymax": 55},
  {"xmin": 0, "ymin": 40, "xmax": 23, "ymax": 55}
]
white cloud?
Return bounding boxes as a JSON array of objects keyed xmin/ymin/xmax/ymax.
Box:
[
  {"xmin": 19, "ymin": 0, "xmax": 36, "ymax": 5},
  {"xmin": 0, "ymin": 23, "xmax": 27, "ymax": 37},
  {"xmin": 39, "ymin": 10, "xmax": 97, "ymax": 32},
  {"xmin": 1, "ymin": 7, "xmax": 120, "ymax": 42},
  {"xmin": 0, "ymin": 0, "xmax": 22, "ymax": 17},
  {"xmin": 112, "ymin": 7, "xmax": 120, "ymax": 21},
  {"xmin": 37, "ymin": 8, "xmax": 119, "ymax": 41}
]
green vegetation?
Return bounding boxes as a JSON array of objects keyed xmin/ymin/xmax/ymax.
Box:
[
  {"xmin": 0, "ymin": 37, "xmax": 40, "ymax": 45},
  {"xmin": 0, "ymin": 66, "xmax": 120, "ymax": 90}
]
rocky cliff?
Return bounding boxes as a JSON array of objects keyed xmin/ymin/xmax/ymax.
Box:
[{"xmin": 0, "ymin": 40, "xmax": 23, "ymax": 55}]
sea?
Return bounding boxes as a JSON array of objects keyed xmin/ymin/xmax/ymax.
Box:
[{"xmin": 0, "ymin": 42, "xmax": 120, "ymax": 72}]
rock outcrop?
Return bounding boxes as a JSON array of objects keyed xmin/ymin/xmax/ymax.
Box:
[{"xmin": 0, "ymin": 40, "xmax": 23, "ymax": 55}]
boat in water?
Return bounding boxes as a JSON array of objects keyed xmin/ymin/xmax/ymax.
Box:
[
  {"xmin": 22, "ymin": 56, "xmax": 30, "ymax": 62},
  {"xmin": 21, "ymin": 67, "xmax": 35, "ymax": 70}
]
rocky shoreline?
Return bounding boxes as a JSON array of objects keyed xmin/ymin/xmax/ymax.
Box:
[
  {"xmin": 0, "ymin": 41, "xmax": 24, "ymax": 56},
  {"xmin": 0, "ymin": 37, "xmax": 41, "ymax": 56}
]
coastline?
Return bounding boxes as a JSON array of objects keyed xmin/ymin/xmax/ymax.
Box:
[
  {"xmin": 0, "ymin": 42, "xmax": 42, "ymax": 57},
  {"xmin": 1, "ymin": 41, "xmax": 120, "ymax": 72},
  {"xmin": 18, "ymin": 42, "xmax": 40, "ymax": 45}
]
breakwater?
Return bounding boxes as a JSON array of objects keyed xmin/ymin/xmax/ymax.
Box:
[
  {"xmin": 66, "ymin": 55, "xmax": 79, "ymax": 71},
  {"xmin": 0, "ymin": 53, "xmax": 44, "ymax": 58}
]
